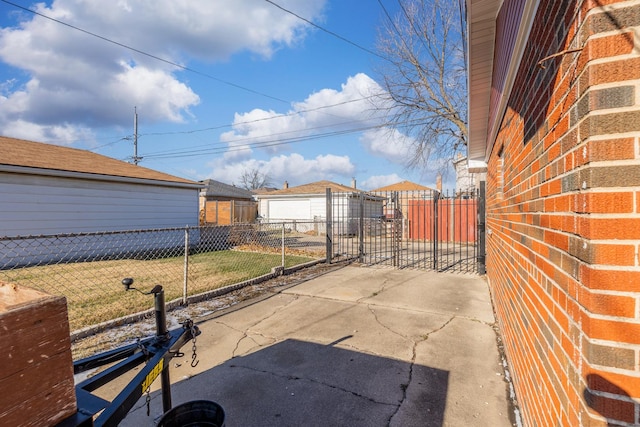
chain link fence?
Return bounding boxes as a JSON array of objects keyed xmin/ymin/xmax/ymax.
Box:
[{"xmin": 0, "ymin": 222, "xmax": 326, "ymax": 332}]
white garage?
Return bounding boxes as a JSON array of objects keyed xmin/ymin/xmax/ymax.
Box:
[{"xmin": 256, "ymin": 180, "xmax": 384, "ymax": 227}]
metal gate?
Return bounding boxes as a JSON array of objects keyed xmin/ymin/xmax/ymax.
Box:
[{"xmin": 327, "ymin": 183, "xmax": 485, "ymax": 274}]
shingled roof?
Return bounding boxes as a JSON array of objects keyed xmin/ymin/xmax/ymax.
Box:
[
  {"xmin": 200, "ymin": 179, "xmax": 254, "ymax": 199},
  {"xmin": 257, "ymin": 180, "xmax": 360, "ymax": 196},
  {"xmin": 371, "ymin": 180, "xmax": 434, "ymax": 192},
  {"xmin": 0, "ymin": 136, "xmax": 199, "ymax": 186}
]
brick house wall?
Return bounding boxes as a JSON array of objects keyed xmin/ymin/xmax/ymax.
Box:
[{"xmin": 484, "ymin": 1, "xmax": 640, "ymax": 426}]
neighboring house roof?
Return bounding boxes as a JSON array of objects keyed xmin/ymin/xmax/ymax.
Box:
[
  {"xmin": 252, "ymin": 186, "xmax": 279, "ymax": 195},
  {"xmin": 0, "ymin": 136, "xmax": 200, "ymax": 188},
  {"xmin": 200, "ymin": 179, "xmax": 254, "ymax": 199},
  {"xmin": 371, "ymin": 180, "xmax": 434, "ymax": 192},
  {"xmin": 256, "ymin": 180, "xmax": 361, "ymax": 197}
]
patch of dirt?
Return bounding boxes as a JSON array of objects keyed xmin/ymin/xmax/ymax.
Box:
[{"xmin": 71, "ymin": 261, "xmax": 347, "ymax": 359}]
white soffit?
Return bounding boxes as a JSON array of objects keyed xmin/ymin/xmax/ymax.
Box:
[
  {"xmin": 467, "ymin": 0, "xmax": 540, "ymax": 163},
  {"xmin": 466, "ymin": 0, "xmax": 501, "ymax": 163}
]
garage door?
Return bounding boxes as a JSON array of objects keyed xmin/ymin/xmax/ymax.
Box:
[{"xmin": 268, "ymin": 199, "xmax": 311, "ymax": 220}]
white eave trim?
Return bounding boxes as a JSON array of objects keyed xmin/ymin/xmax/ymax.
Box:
[
  {"xmin": 466, "ymin": 0, "xmax": 540, "ymax": 163},
  {"xmin": 0, "ymin": 164, "xmax": 203, "ymax": 190},
  {"xmin": 466, "ymin": 0, "xmax": 501, "ymax": 163}
]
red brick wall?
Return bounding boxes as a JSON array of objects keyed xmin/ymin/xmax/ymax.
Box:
[{"xmin": 485, "ymin": 1, "xmax": 640, "ymax": 425}]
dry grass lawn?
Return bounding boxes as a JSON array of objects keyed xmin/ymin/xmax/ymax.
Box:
[{"xmin": 0, "ymin": 249, "xmax": 315, "ymax": 330}]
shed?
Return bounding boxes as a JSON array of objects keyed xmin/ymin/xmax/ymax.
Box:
[{"xmin": 199, "ymin": 179, "xmax": 257, "ymax": 225}]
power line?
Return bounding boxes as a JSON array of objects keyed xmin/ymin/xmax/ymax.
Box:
[
  {"xmin": 138, "ymin": 94, "xmax": 379, "ymax": 139},
  {"xmin": 142, "ymin": 115, "xmax": 386, "ymax": 157},
  {"xmin": 143, "ymin": 123, "xmax": 386, "ymax": 160},
  {"xmin": 0, "ymin": 0, "xmax": 406, "ymax": 162},
  {"xmin": 396, "ymin": 0, "xmax": 433, "ymax": 56},
  {"xmin": 0, "ymin": 0, "xmax": 290, "ymax": 104},
  {"xmin": 141, "ymin": 115, "xmax": 428, "ymax": 160},
  {"xmin": 378, "ymin": 0, "xmax": 408, "ymax": 52},
  {"xmin": 87, "ymin": 86, "xmax": 383, "ymax": 154},
  {"xmin": 264, "ymin": 0, "xmax": 391, "ymax": 62}
]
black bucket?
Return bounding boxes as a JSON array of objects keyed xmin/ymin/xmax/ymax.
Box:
[{"xmin": 157, "ymin": 400, "xmax": 225, "ymax": 427}]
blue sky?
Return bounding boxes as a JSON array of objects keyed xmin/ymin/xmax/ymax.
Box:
[{"xmin": 0, "ymin": 0, "xmax": 454, "ymax": 190}]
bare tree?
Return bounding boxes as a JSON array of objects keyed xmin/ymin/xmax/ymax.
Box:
[
  {"xmin": 239, "ymin": 168, "xmax": 273, "ymax": 190},
  {"xmin": 375, "ymin": 0, "xmax": 467, "ymax": 170}
]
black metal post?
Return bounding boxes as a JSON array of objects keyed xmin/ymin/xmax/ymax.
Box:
[
  {"xmin": 358, "ymin": 192, "xmax": 364, "ymax": 262},
  {"xmin": 433, "ymin": 191, "xmax": 439, "ymax": 271},
  {"xmin": 326, "ymin": 188, "xmax": 332, "ymax": 264},
  {"xmin": 153, "ymin": 287, "xmax": 172, "ymax": 413},
  {"xmin": 477, "ymin": 181, "xmax": 486, "ymax": 274},
  {"xmin": 393, "ymin": 191, "xmax": 399, "ymax": 267}
]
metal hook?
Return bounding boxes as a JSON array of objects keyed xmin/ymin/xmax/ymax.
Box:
[{"xmin": 191, "ymin": 353, "xmax": 199, "ymax": 368}]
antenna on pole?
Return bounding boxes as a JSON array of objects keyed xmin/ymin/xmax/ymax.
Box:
[{"xmin": 133, "ymin": 107, "xmax": 142, "ymax": 165}]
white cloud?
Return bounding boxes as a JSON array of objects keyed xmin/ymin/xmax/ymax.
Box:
[
  {"xmin": 360, "ymin": 174, "xmax": 404, "ymax": 190},
  {"xmin": 206, "ymin": 152, "xmax": 355, "ymax": 187},
  {"xmin": 360, "ymin": 128, "xmax": 415, "ymax": 165},
  {"xmin": 0, "ymin": 0, "xmax": 327, "ymax": 140},
  {"xmin": 0, "ymin": 118, "xmax": 95, "ymax": 145},
  {"xmin": 221, "ymin": 73, "xmax": 386, "ymax": 155},
  {"xmin": 220, "ymin": 73, "xmax": 417, "ymax": 169}
]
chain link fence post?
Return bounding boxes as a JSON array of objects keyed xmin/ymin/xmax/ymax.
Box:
[
  {"xmin": 183, "ymin": 226, "xmax": 189, "ymax": 304},
  {"xmin": 281, "ymin": 222, "xmax": 285, "ymax": 271}
]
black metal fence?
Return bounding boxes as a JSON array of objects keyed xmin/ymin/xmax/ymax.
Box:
[{"xmin": 328, "ymin": 187, "xmax": 484, "ymax": 274}]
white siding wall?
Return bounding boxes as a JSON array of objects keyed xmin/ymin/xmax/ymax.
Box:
[
  {"xmin": 0, "ymin": 173, "xmax": 199, "ymax": 237},
  {"xmin": 267, "ymin": 199, "xmax": 311, "ymax": 220},
  {"xmin": 260, "ymin": 196, "xmax": 327, "ymax": 222},
  {"xmin": 259, "ymin": 194, "xmax": 382, "ymax": 224},
  {"xmin": 310, "ymin": 197, "xmax": 327, "ymax": 219},
  {"xmin": 258, "ymin": 198, "xmax": 269, "ymax": 219}
]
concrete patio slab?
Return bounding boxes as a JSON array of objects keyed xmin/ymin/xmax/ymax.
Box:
[{"xmin": 117, "ymin": 265, "xmax": 514, "ymax": 427}]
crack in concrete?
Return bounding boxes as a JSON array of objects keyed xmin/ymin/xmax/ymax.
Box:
[
  {"xmin": 366, "ymin": 304, "xmax": 410, "ymax": 341},
  {"xmin": 422, "ymin": 316, "xmax": 456, "ymax": 340},
  {"xmin": 387, "ymin": 339, "xmax": 418, "ymax": 427},
  {"xmin": 384, "ymin": 315, "xmax": 456, "ymax": 427},
  {"xmin": 227, "ymin": 363, "xmax": 398, "ymax": 408},
  {"xmin": 214, "ymin": 295, "xmax": 299, "ymax": 358},
  {"xmin": 358, "ymin": 277, "xmax": 391, "ymax": 302}
]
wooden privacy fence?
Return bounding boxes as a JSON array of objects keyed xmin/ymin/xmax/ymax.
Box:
[
  {"xmin": 408, "ymin": 198, "xmax": 477, "ymax": 243},
  {"xmin": 203, "ymin": 200, "xmax": 257, "ymax": 225}
]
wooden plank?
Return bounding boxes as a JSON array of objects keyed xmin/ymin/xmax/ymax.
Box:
[{"xmin": 0, "ymin": 282, "xmax": 77, "ymax": 426}]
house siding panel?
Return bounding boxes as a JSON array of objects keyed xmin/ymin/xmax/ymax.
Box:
[
  {"xmin": 485, "ymin": 0, "xmax": 640, "ymax": 426},
  {"xmin": 310, "ymin": 197, "xmax": 327, "ymax": 219},
  {"xmin": 0, "ymin": 173, "xmax": 199, "ymax": 237}
]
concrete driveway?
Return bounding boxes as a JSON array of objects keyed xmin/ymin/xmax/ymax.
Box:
[{"xmin": 121, "ymin": 265, "xmax": 515, "ymax": 426}]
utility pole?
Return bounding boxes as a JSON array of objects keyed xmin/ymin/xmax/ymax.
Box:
[{"xmin": 132, "ymin": 107, "xmax": 142, "ymax": 165}]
